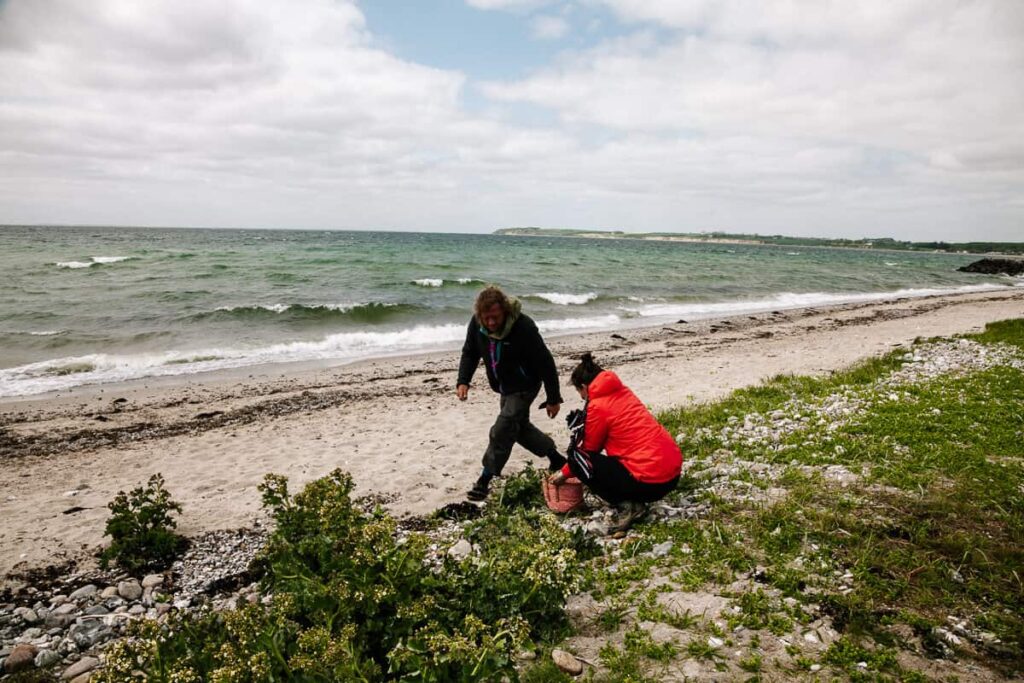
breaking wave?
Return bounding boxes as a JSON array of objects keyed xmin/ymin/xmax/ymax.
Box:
[
  {"xmin": 531, "ymin": 292, "xmax": 598, "ymax": 306},
  {"xmin": 412, "ymin": 278, "xmax": 484, "ymax": 288},
  {"xmin": 55, "ymin": 256, "xmax": 134, "ymax": 269},
  {"xmin": 191, "ymin": 302, "xmax": 419, "ymax": 323}
]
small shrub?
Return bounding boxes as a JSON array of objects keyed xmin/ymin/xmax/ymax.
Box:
[{"xmin": 99, "ymin": 473, "xmax": 187, "ymax": 572}]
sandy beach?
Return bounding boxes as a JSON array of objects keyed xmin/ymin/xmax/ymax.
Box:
[{"xmin": 1, "ymin": 287, "xmax": 1022, "ymax": 582}]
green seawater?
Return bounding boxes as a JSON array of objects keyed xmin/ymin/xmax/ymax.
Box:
[{"xmin": 0, "ymin": 225, "xmax": 1015, "ymax": 397}]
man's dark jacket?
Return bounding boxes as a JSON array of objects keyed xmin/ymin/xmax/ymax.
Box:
[{"xmin": 457, "ymin": 313, "xmax": 562, "ymax": 405}]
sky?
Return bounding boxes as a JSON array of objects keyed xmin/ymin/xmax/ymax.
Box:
[{"xmin": 0, "ymin": 0, "xmax": 1022, "ymax": 241}]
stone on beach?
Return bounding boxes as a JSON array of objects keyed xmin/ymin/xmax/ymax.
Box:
[
  {"xmin": 62, "ymin": 655, "xmax": 100, "ymax": 679},
  {"xmin": 117, "ymin": 580, "xmax": 143, "ymax": 601},
  {"xmin": 551, "ymin": 648, "xmax": 584, "ymax": 675},
  {"xmin": 3, "ymin": 643, "xmax": 38, "ymax": 673}
]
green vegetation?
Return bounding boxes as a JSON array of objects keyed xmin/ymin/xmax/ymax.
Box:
[
  {"xmin": 102, "ymin": 469, "xmax": 590, "ymax": 682},
  {"xmin": 98, "ymin": 473, "xmax": 188, "ymax": 572},
  {"xmin": 101, "ymin": 319, "xmax": 1024, "ymax": 680},
  {"xmin": 495, "ymin": 227, "xmax": 1024, "ymax": 254}
]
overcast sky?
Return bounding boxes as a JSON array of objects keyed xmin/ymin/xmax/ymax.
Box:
[{"xmin": 1, "ymin": 0, "xmax": 1022, "ymax": 240}]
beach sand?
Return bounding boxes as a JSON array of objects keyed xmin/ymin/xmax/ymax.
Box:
[{"xmin": 1, "ymin": 288, "xmax": 1022, "ymax": 581}]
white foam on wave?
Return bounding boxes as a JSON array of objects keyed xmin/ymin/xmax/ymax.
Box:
[
  {"xmin": 620, "ymin": 283, "xmax": 1008, "ymax": 320},
  {"xmin": 539, "ymin": 315, "xmax": 621, "ymax": 332},
  {"xmin": 412, "ymin": 278, "xmax": 481, "ymax": 287},
  {"xmin": 0, "ymin": 323, "xmax": 468, "ymax": 398},
  {"xmin": 2, "ymin": 282, "xmax": 1013, "ymax": 398},
  {"xmin": 213, "ymin": 302, "xmax": 373, "ymax": 314},
  {"xmin": 55, "ymin": 256, "xmax": 134, "ymax": 269},
  {"xmin": 533, "ymin": 292, "xmax": 598, "ymax": 305}
]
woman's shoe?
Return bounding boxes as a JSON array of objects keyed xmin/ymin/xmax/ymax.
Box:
[{"xmin": 607, "ymin": 501, "xmax": 648, "ymax": 535}]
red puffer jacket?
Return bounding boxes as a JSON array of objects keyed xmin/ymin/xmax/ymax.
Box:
[{"xmin": 567, "ymin": 370, "xmax": 682, "ymax": 484}]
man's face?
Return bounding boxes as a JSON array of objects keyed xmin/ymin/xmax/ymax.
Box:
[{"xmin": 481, "ymin": 303, "xmax": 506, "ymax": 333}]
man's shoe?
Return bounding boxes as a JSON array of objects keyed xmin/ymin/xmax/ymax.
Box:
[
  {"xmin": 607, "ymin": 501, "xmax": 648, "ymax": 535},
  {"xmin": 467, "ymin": 475, "xmax": 491, "ymax": 502}
]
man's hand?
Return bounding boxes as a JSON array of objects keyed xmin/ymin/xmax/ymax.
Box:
[
  {"xmin": 546, "ymin": 402, "xmax": 561, "ymax": 419},
  {"xmin": 548, "ymin": 470, "xmax": 567, "ymax": 485},
  {"xmin": 456, "ymin": 384, "xmax": 469, "ymax": 401}
]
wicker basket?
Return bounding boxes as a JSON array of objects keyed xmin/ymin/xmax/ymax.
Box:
[{"xmin": 542, "ymin": 477, "xmax": 584, "ymax": 513}]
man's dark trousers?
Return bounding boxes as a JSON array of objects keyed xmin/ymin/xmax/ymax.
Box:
[{"xmin": 482, "ymin": 389, "xmax": 556, "ymax": 475}]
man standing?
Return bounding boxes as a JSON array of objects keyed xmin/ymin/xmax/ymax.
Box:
[{"xmin": 457, "ymin": 286, "xmax": 565, "ymax": 500}]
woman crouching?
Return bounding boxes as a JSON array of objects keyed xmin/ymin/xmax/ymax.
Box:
[{"xmin": 549, "ymin": 353, "xmax": 682, "ymax": 535}]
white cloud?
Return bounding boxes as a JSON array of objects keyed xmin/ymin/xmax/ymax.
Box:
[
  {"xmin": 464, "ymin": 0, "xmax": 554, "ymax": 10},
  {"xmin": 475, "ymin": 0, "xmax": 1024, "ymax": 237},
  {"xmin": 0, "ymin": 0, "xmax": 1021, "ymax": 240},
  {"xmin": 531, "ymin": 14, "xmax": 570, "ymax": 40}
]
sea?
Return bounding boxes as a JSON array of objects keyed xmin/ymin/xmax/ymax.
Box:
[{"xmin": 2, "ymin": 225, "xmax": 1020, "ymax": 398}]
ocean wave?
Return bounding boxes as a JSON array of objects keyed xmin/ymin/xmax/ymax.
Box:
[
  {"xmin": 531, "ymin": 292, "xmax": 598, "ymax": 306},
  {"xmin": 193, "ymin": 302, "xmax": 416, "ymax": 323},
  {"xmin": 619, "ymin": 284, "xmax": 1009, "ymax": 320},
  {"xmin": 55, "ymin": 256, "xmax": 134, "ymax": 269},
  {"xmin": 538, "ymin": 315, "xmax": 621, "ymax": 332},
  {"xmin": 0, "ymin": 323, "xmax": 468, "ymax": 397},
  {"xmin": 412, "ymin": 278, "xmax": 484, "ymax": 288},
  {"xmin": 7, "ymin": 329, "xmax": 67, "ymax": 337}
]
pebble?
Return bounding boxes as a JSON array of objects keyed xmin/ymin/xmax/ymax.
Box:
[
  {"xmin": 142, "ymin": 574, "xmax": 164, "ymax": 589},
  {"xmin": 35, "ymin": 648, "xmax": 62, "ymax": 668},
  {"xmin": 3, "ymin": 643, "xmax": 38, "ymax": 673},
  {"xmin": 651, "ymin": 541, "xmax": 673, "ymax": 557},
  {"xmin": 117, "ymin": 580, "xmax": 143, "ymax": 601},
  {"xmin": 68, "ymin": 585, "xmax": 97, "ymax": 601},
  {"xmin": 15, "ymin": 607, "xmax": 40, "ymax": 624},
  {"xmin": 551, "ymin": 648, "xmax": 583, "ymax": 675},
  {"xmin": 62, "ymin": 655, "xmax": 100, "ymax": 679},
  {"xmin": 447, "ymin": 539, "xmax": 472, "ymax": 560}
]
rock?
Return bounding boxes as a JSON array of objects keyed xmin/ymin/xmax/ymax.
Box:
[
  {"xmin": 447, "ymin": 539, "xmax": 472, "ymax": 560},
  {"xmin": 810, "ymin": 664, "xmax": 821, "ymax": 672},
  {"xmin": 53, "ymin": 603, "xmax": 78, "ymax": 616},
  {"xmin": 551, "ymin": 648, "xmax": 583, "ymax": 675},
  {"xmin": 100, "ymin": 587, "xmax": 119, "ymax": 599},
  {"xmin": 708, "ymin": 636, "xmax": 724, "ymax": 648},
  {"xmin": 651, "ymin": 541, "xmax": 673, "ymax": 557},
  {"xmin": 117, "ymin": 580, "xmax": 143, "ymax": 601},
  {"xmin": 4, "ymin": 643, "xmax": 38, "ymax": 673},
  {"xmin": 69, "ymin": 622, "xmax": 113, "ymax": 650},
  {"xmin": 35, "ymin": 648, "xmax": 62, "ymax": 668},
  {"xmin": 957, "ymin": 258, "xmax": 1024, "ymax": 276},
  {"xmin": 68, "ymin": 585, "xmax": 97, "ymax": 601},
  {"xmin": 142, "ymin": 574, "xmax": 164, "ymax": 589},
  {"xmin": 70, "ymin": 674, "xmax": 94, "ymax": 683},
  {"xmin": 15, "ymin": 607, "xmax": 41, "ymax": 624},
  {"xmin": 62, "ymin": 656, "xmax": 100, "ymax": 679}
]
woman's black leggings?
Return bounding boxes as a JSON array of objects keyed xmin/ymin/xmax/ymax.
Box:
[{"xmin": 567, "ymin": 448, "xmax": 679, "ymax": 506}]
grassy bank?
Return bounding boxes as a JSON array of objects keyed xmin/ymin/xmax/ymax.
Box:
[{"xmin": 95, "ymin": 320, "xmax": 1023, "ymax": 682}]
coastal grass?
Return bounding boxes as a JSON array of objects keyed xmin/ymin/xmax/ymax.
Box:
[{"xmin": 96, "ymin": 319, "xmax": 1023, "ymax": 681}]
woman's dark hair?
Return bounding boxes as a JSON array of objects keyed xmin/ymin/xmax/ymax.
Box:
[{"xmin": 570, "ymin": 352, "xmax": 603, "ymax": 389}]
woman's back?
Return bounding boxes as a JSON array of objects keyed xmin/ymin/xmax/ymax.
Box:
[{"xmin": 583, "ymin": 371, "xmax": 682, "ymax": 484}]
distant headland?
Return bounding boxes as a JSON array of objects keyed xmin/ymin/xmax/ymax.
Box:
[{"xmin": 494, "ymin": 227, "xmax": 1024, "ymax": 255}]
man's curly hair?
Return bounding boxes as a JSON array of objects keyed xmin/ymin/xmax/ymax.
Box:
[{"xmin": 474, "ymin": 286, "xmax": 512, "ymax": 321}]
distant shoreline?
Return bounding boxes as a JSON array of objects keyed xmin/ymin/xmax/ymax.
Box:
[{"xmin": 494, "ymin": 227, "xmax": 1024, "ymax": 256}]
